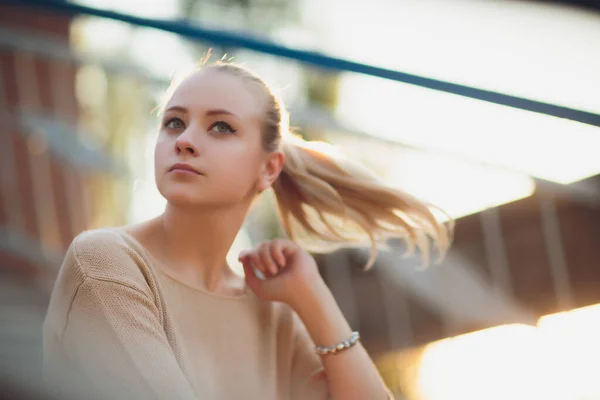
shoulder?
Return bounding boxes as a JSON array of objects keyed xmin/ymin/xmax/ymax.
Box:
[
  {"xmin": 72, "ymin": 226, "xmax": 130, "ymax": 249},
  {"xmin": 45, "ymin": 228, "xmax": 158, "ymax": 339},
  {"xmin": 65, "ymin": 228, "xmax": 154, "ymax": 289}
]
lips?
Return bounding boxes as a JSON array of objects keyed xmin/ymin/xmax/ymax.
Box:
[{"xmin": 169, "ymin": 163, "xmax": 202, "ymax": 175}]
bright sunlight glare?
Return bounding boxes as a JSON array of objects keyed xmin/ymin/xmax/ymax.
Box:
[
  {"xmin": 415, "ymin": 304, "xmax": 600, "ymax": 400},
  {"xmin": 328, "ymin": 0, "xmax": 600, "ymax": 218},
  {"xmin": 330, "ymin": 133, "xmax": 536, "ymax": 219},
  {"xmin": 337, "ymin": 75, "xmax": 600, "ymax": 185}
]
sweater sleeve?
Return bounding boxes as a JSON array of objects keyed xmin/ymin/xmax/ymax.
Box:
[
  {"xmin": 61, "ymin": 277, "xmax": 199, "ymax": 400},
  {"xmin": 44, "ymin": 230, "xmax": 199, "ymax": 400}
]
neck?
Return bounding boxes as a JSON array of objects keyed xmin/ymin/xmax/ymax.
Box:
[{"xmin": 152, "ymin": 201, "xmax": 251, "ymax": 292}]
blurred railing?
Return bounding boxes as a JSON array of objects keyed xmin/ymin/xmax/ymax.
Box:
[
  {"xmin": 0, "ymin": 20, "xmax": 116, "ymax": 392},
  {"xmin": 2, "ymin": 3, "xmax": 600, "ymax": 399},
  {"xmin": 0, "ymin": 25, "xmax": 139, "ymax": 277}
]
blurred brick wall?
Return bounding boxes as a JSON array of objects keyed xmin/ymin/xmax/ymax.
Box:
[{"xmin": 0, "ymin": 4, "xmax": 81, "ymax": 279}]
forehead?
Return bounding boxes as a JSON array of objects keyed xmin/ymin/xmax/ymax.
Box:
[{"xmin": 165, "ymin": 69, "xmax": 265, "ymax": 119}]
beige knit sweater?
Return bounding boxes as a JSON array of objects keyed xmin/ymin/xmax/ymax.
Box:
[{"xmin": 43, "ymin": 228, "xmax": 329, "ymax": 400}]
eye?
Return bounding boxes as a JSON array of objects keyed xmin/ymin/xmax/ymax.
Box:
[
  {"xmin": 209, "ymin": 121, "xmax": 236, "ymax": 134},
  {"xmin": 164, "ymin": 117, "xmax": 185, "ymax": 130}
]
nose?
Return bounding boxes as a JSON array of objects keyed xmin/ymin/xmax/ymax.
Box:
[{"xmin": 174, "ymin": 128, "xmax": 199, "ymax": 156}]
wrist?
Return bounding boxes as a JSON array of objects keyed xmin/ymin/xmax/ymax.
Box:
[
  {"xmin": 287, "ymin": 274, "xmax": 330, "ymax": 315},
  {"xmin": 290, "ymin": 279, "xmax": 354, "ymax": 348},
  {"xmin": 284, "ymin": 264, "xmax": 324, "ymax": 301}
]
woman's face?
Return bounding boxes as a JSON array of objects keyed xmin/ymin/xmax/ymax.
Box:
[{"xmin": 155, "ymin": 69, "xmax": 280, "ymax": 208}]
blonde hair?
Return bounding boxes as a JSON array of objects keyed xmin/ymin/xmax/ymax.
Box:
[{"xmin": 176, "ymin": 62, "xmax": 454, "ymax": 269}]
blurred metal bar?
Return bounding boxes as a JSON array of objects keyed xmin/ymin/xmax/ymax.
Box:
[
  {"xmin": 3, "ymin": 24, "xmax": 599, "ymax": 207},
  {"xmin": 539, "ymin": 196, "xmax": 574, "ymax": 310},
  {"xmin": 16, "ymin": 0, "xmax": 600, "ymax": 127},
  {"xmin": 480, "ymin": 207, "xmax": 513, "ymax": 296}
]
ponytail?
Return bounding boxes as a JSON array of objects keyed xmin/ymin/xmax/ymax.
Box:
[
  {"xmin": 272, "ymin": 134, "xmax": 453, "ymax": 270},
  {"xmin": 194, "ymin": 61, "xmax": 452, "ymax": 269}
]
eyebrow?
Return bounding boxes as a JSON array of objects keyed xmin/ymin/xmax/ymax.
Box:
[{"xmin": 164, "ymin": 105, "xmax": 238, "ymax": 119}]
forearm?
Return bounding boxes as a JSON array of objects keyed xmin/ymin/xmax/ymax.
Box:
[{"xmin": 292, "ymin": 278, "xmax": 391, "ymax": 400}]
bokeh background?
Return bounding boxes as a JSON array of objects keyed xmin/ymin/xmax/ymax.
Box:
[{"xmin": 1, "ymin": 0, "xmax": 600, "ymax": 399}]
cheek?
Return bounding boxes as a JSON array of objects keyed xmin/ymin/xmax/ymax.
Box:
[
  {"xmin": 154, "ymin": 137, "xmax": 172, "ymax": 186},
  {"xmin": 154, "ymin": 135, "xmax": 174, "ymax": 170},
  {"xmin": 212, "ymin": 143, "xmax": 262, "ymax": 187}
]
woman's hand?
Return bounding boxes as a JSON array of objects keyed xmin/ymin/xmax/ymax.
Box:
[
  {"xmin": 238, "ymin": 239, "xmax": 323, "ymax": 306},
  {"xmin": 240, "ymin": 241, "xmax": 394, "ymax": 399}
]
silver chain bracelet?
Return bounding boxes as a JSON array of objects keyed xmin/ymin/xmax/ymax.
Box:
[{"xmin": 315, "ymin": 331, "xmax": 360, "ymax": 356}]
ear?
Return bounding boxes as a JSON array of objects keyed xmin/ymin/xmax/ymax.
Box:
[{"xmin": 257, "ymin": 151, "xmax": 284, "ymax": 192}]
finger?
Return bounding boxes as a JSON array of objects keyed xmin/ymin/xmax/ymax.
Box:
[
  {"xmin": 259, "ymin": 242, "xmax": 279, "ymax": 276},
  {"xmin": 246, "ymin": 250, "xmax": 269, "ymax": 277},
  {"xmin": 238, "ymin": 252, "xmax": 252, "ymax": 269},
  {"xmin": 238, "ymin": 250, "xmax": 250, "ymax": 261},
  {"xmin": 270, "ymin": 239, "xmax": 286, "ymax": 267},
  {"xmin": 280, "ymin": 240, "xmax": 299, "ymax": 261}
]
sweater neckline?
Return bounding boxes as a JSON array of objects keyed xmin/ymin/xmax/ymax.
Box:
[{"xmin": 110, "ymin": 227, "xmax": 253, "ymax": 301}]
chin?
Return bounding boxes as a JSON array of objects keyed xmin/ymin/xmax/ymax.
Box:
[
  {"xmin": 157, "ymin": 179, "xmax": 254, "ymax": 209},
  {"xmin": 157, "ymin": 184, "xmax": 206, "ymax": 207},
  {"xmin": 165, "ymin": 194, "xmax": 206, "ymax": 207}
]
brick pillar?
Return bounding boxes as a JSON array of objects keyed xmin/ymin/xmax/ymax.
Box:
[{"xmin": 0, "ymin": 4, "xmax": 78, "ymax": 278}]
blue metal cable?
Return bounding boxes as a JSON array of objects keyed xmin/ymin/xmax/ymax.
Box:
[{"xmin": 10, "ymin": 0, "xmax": 600, "ymax": 128}]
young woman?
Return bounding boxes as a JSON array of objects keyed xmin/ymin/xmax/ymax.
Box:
[{"xmin": 43, "ymin": 62, "xmax": 452, "ymax": 400}]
